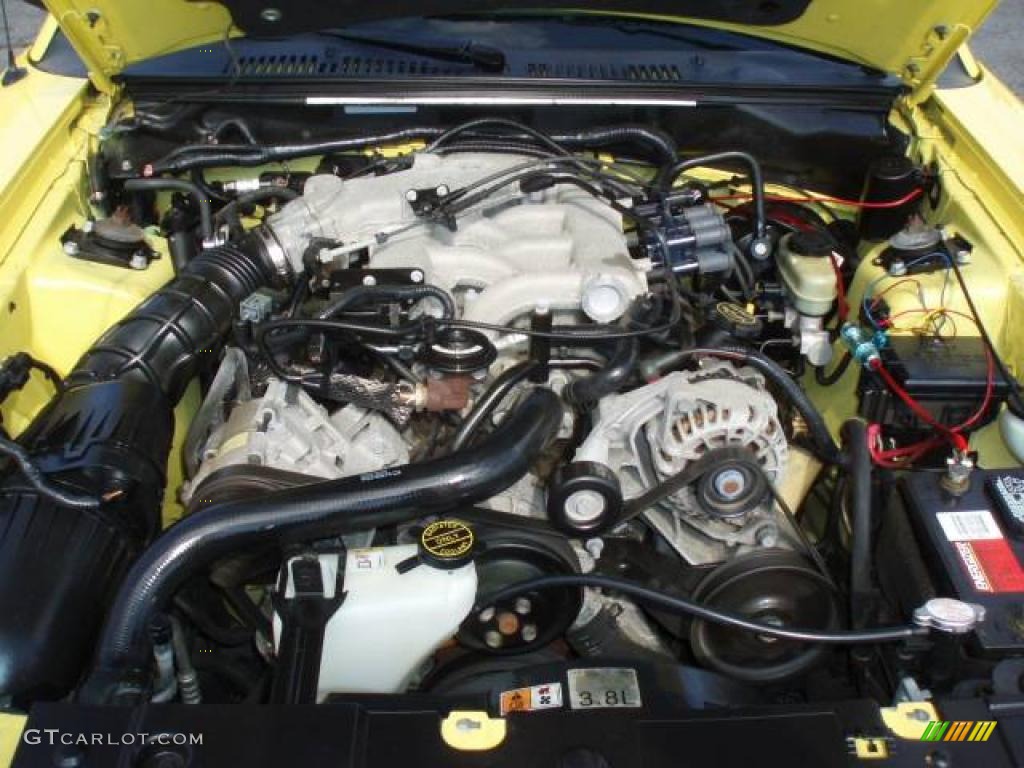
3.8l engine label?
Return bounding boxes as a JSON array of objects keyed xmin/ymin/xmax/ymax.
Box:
[{"xmin": 566, "ymin": 668, "xmax": 642, "ymax": 710}]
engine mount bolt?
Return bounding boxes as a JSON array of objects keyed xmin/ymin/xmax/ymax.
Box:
[
  {"xmin": 130, "ymin": 253, "xmax": 149, "ymax": 271},
  {"xmin": 522, "ymin": 624, "xmax": 538, "ymax": 643},
  {"xmin": 888, "ymin": 259, "xmax": 907, "ymax": 277},
  {"xmin": 410, "ymin": 269, "xmax": 424, "ymax": 284},
  {"xmin": 514, "ymin": 597, "xmax": 532, "ymax": 615},
  {"xmin": 436, "ymin": 184, "xmax": 450, "ymax": 197},
  {"xmin": 484, "ymin": 630, "xmax": 503, "ymax": 648},
  {"xmin": 362, "ymin": 275, "xmax": 378, "ymax": 287},
  {"xmin": 585, "ymin": 537, "xmax": 605, "ymax": 560},
  {"xmin": 62, "ymin": 240, "xmax": 80, "ymax": 256},
  {"xmin": 405, "ymin": 189, "xmax": 418, "ymax": 202},
  {"xmin": 478, "ymin": 606, "xmax": 495, "ymax": 623}
]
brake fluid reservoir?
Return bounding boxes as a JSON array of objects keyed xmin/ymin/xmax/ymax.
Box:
[
  {"xmin": 274, "ymin": 521, "xmax": 477, "ymax": 700},
  {"xmin": 777, "ymin": 231, "xmax": 838, "ymax": 317}
]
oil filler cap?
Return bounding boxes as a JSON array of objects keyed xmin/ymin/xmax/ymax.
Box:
[
  {"xmin": 707, "ymin": 302, "xmax": 762, "ymax": 341},
  {"xmin": 419, "ymin": 519, "xmax": 477, "ymax": 570}
]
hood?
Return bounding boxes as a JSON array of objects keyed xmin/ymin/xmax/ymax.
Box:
[{"xmin": 41, "ymin": 0, "xmax": 999, "ymax": 94}]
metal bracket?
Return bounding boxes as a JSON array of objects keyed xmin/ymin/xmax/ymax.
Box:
[
  {"xmin": 902, "ymin": 24, "xmax": 972, "ymax": 106},
  {"xmin": 270, "ymin": 551, "xmax": 347, "ymax": 704}
]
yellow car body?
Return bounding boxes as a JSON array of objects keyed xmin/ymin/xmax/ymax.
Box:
[
  {"xmin": 1, "ymin": 1, "xmax": 1023, "ymax": 764},
  {"xmin": 4, "ymin": 4, "xmax": 1023, "ymax": 509}
]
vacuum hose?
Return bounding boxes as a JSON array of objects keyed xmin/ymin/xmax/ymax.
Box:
[
  {"xmin": 563, "ymin": 336, "xmax": 638, "ymax": 407},
  {"xmin": 84, "ymin": 388, "xmax": 563, "ymax": 700}
]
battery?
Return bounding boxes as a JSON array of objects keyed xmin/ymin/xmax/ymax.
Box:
[
  {"xmin": 987, "ymin": 470, "xmax": 1024, "ymax": 539},
  {"xmin": 902, "ymin": 470, "xmax": 1024, "ymax": 655}
]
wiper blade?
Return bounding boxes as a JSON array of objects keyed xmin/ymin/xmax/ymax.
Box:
[{"xmin": 320, "ymin": 31, "xmax": 506, "ymax": 73}]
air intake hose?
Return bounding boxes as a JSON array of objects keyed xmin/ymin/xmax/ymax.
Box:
[
  {"xmin": 83, "ymin": 388, "xmax": 563, "ymax": 702},
  {"xmin": 0, "ymin": 239, "xmax": 276, "ymax": 704},
  {"xmin": 68, "ymin": 240, "xmax": 274, "ymax": 401}
]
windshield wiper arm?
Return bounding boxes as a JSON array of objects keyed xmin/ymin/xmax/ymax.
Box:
[{"xmin": 320, "ymin": 31, "xmax": 506, "ymax": 73}]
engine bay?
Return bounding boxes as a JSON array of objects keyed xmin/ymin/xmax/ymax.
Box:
[{"xmin": 2, "ymin": 99, "xmax": 1024, "ymax": 732}]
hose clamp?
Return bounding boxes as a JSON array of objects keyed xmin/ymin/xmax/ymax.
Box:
[{"xmin": 252, "ymin": 226, "xmax": 292, "ymax": 285}]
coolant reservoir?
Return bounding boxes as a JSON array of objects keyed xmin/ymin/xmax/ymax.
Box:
[
  {"xmin": 777, "ymin": 231, "xmax": 838, "ymax": 317},
  {"xmin": 274, "ymin": 524, "xmax": 477, "ymax": 700}
]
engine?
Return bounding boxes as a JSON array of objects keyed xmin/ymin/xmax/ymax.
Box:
[
  {"xmin": 0, "ymin": 116, "xmax": 1005, "ymax": 714},
  {"xmin": 264, "ymin": 152, "xmax": 649, "ymax": 329},
  {"xmin": 169, "ymin": 150, "xmax": 813, "ymax": 697}
]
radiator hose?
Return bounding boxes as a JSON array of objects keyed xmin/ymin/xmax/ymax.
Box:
[
  {"xmin": 83, "ymin": 388, "xmax": 563, "ymax": 702},
  {"xmin": 843, "ymin": 419, "xmax": 875, "ymax": 628}
]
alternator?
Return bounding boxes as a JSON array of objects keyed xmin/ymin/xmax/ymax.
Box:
[{"xmin": 573, "ymin": 362, "xmax": 790, "ymax": 565}]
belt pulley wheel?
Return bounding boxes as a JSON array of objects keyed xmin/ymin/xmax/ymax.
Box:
[{"xmin": 690, "ymin": 549, "xmax": 838, "ymax": 684}]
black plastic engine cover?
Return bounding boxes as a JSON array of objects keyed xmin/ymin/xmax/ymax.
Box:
[{"xmin": 0, "ymin": 381, "xmax": 172, "ymax": 704}]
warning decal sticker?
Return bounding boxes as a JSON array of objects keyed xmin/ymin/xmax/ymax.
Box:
[
  {"xmin": 937, "ymin": 510, "xmax": 1024, "ymax": 594},
  {"xmin": 499, "ymin": 682, "xmax": 563, "ymax": 715},
  {"xmin": 936, "ymin": 510, "xmax": 1002, "ymax": 542}
]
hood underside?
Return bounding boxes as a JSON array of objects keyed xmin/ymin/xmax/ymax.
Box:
[{"xmin": 41, "ymin": 0, "xmax": 998, "ymax": 92}]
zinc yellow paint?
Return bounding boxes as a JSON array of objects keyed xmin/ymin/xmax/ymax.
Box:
[
  {"xmin": 880, "ymin": 701, "xmax": 939, "ymax": 741},
  {"xmin": 2, "ymin": 0, "xmax": 1022, "ymax": 539},
  {"xmin": 804, "ymin": 61, "xmax": 1024, "ymax": 464},
  {"xmin": 440, "ymin": 711, "xmax": 507, "ymax": 751},
  {"xmin": 976, "ymin": 721, "xmax": 998, "ymax": 741},
  {"xmin": 0, "ymin": 713, "xmax": 27, "ymax": 768},
  {"xmin": 0, "ymin": 57, "xmax": 195, "ymax": 523},
  {"xmin": 852, "ymin": 737, "xmax": 889, "ymax": 759}
]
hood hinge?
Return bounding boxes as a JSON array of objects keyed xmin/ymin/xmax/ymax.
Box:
[
  {"xmin": 901, "ymin": 23, "xmax": 972, "ymax": 106},
  {"xmin": 42, "ymin": 1, "xmax": 123, "ymax": 94}
]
